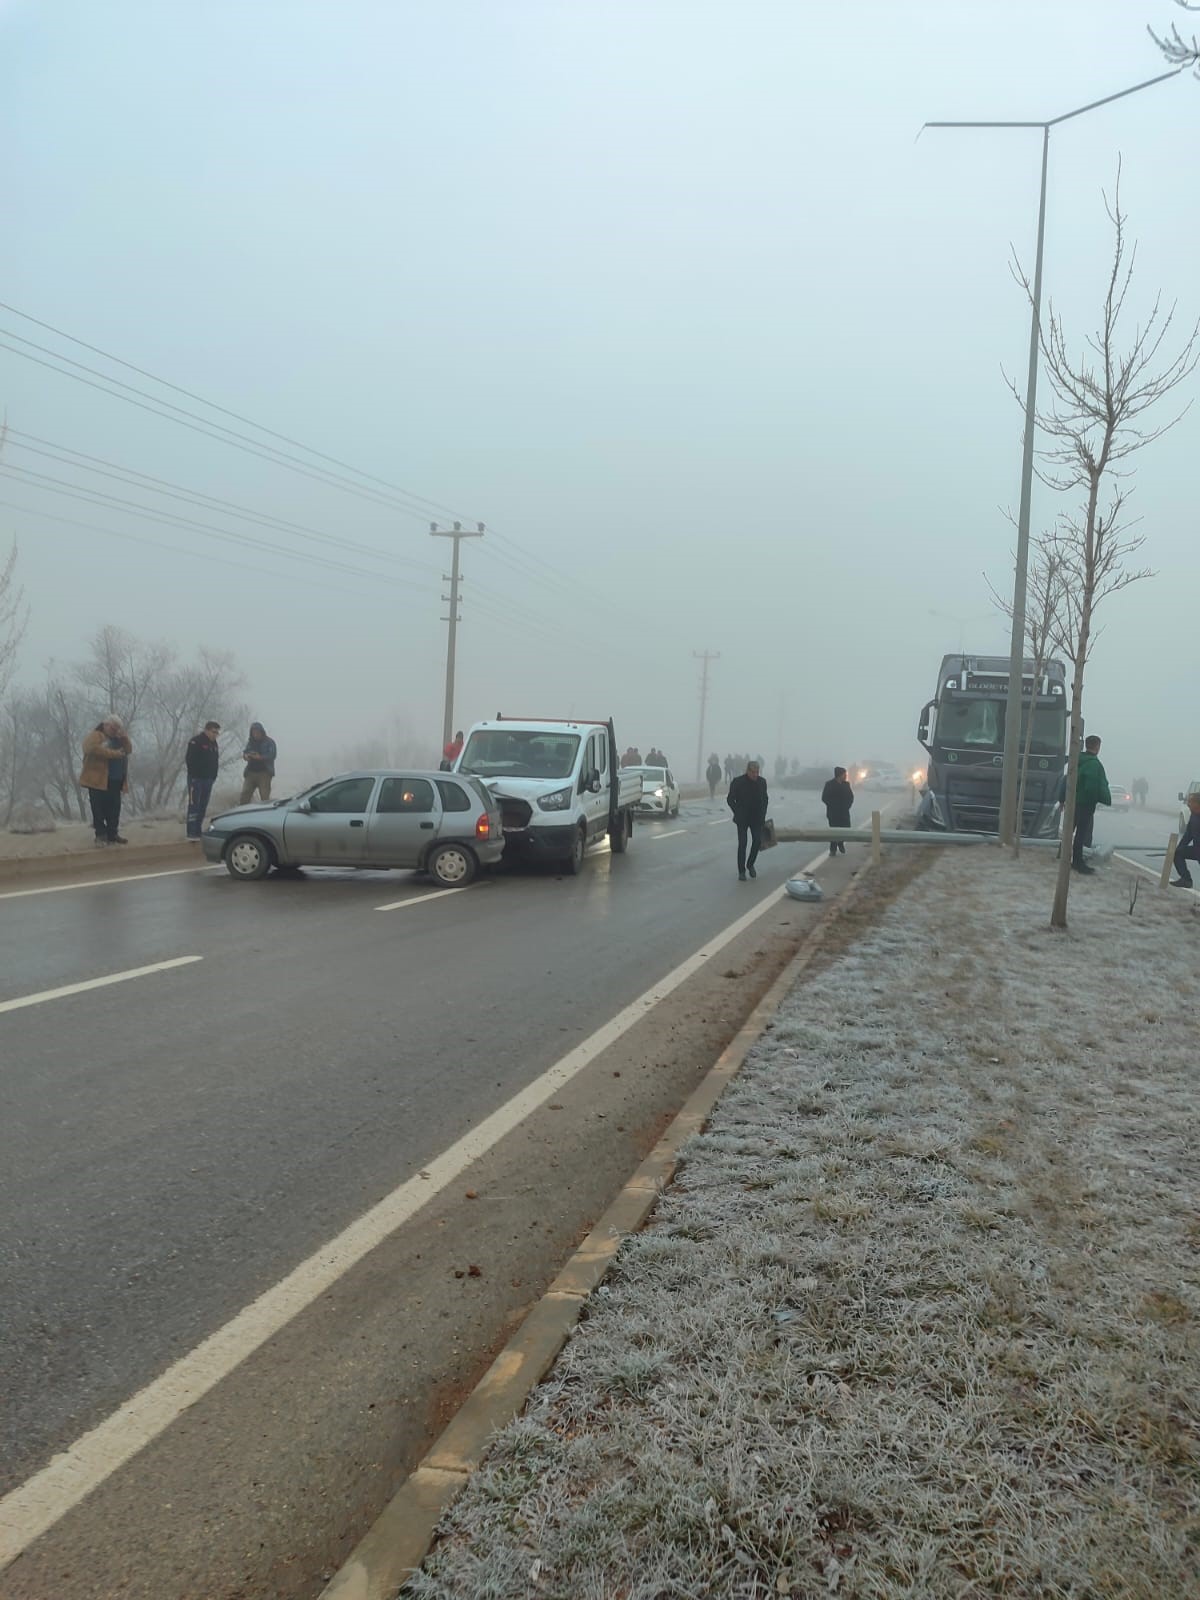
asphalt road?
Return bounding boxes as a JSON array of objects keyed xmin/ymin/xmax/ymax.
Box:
[{"xmin": 0, "ymin": 783, "xmax": 900, "ymax": 1600}]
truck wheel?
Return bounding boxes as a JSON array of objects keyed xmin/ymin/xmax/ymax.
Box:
[
  {"xmin": 609, "ymin": 811, "xmax": 630, "ymax": 853},
  {"xmin": 564, "ymin": 825, "xmax": 587, "ymax": 875},
  {"xmin": 225, "ymin": 833, "xmax": 273, "ymax": 880},
  {"xmin": 427, "ymin": 842, "xmax": 477, "ymax": 887}
]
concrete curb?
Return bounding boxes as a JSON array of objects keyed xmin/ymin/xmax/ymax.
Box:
[
  {"xmin": 0, "ymin": 841, "xmax": 200, "ymax": 885},
  {"xmin": 317, "ymin": 855, "xmax": 883, "ymax": 1600}
]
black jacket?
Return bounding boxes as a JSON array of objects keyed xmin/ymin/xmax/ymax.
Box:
[
  {"xmin": 727, "ymin": 773, "xmax": 768, "ymax": 824},
  {"xmin": 186, "ymin": 732, "xmax": 219, "ymax": 781},
  {"xmin": 821, "ymin": 777, "xmax": 854, "ymax": 825}
]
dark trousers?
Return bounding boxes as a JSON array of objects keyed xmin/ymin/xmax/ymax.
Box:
[
  {"xmin": 186, "ymin": 777, "xmax": 214, "ymax": 838},
  {"xmin": 826, "ymin": 810, "xmax": 850, "ymax": 855},
  {"xmin": 88, "ymin": 783, "xmax": 123, "ymax": 841},
  {"xmin": 1174, "ymin": 841, "xmax": 1200, "ymax": 883},
  {"xmin": 735, "ymin": 819, "xmax": 762, "ymax": 872},
  {"xmin": 1072, "ymin": 802, "xmax": 1096, "ymax": 864}
]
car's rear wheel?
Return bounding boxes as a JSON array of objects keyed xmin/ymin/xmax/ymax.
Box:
[
  {"xmin": 427, "ymin": 842, "xmax": 477, "ymax": 887},
  {"xmin": 225, "ymin": 834, "xmax": 273, "ymax": 880}
]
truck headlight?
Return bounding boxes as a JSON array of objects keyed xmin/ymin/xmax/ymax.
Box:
[{"xmin": 537, "ymin": 785, "xmax": 573, "ymax": 812}]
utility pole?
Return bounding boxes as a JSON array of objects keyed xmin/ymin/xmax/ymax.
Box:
[
  {"xmin": 693, "ymin": 649, "xmax": 719, "ymax": 783},
  {"xmin": 430, "ymin": 521, "xmax": 485, "ymax": 750}
]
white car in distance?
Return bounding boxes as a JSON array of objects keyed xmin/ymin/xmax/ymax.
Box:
[{"xmin": 631, "ymin": 765, "xmax": 680, "ymax": 819}]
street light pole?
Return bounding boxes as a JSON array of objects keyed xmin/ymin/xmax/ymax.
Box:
[{"xmin": 924, "ymin": 66, "xmax": 1181, "ymax": 846}]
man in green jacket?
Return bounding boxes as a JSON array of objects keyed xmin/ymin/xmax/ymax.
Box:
[{"xmin": 1072, "ymin": 734, "xmax": 1111, "ymax": 874}]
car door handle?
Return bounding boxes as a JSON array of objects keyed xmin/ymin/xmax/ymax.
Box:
[
  {"xmin": 420, "ymin": 821, "xmax": 434, "ymax": 829},
  {"xmin": 350, "ymin": 819, "xmax": 364, "ymax": 827}
]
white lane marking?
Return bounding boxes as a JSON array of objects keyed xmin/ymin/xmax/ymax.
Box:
[
  {"xmin": 708, "ymin": 818, "xmax": 727, "ymax": 827},
  {"xmin": 648, "ymin": 828, "xmax": 687, "ymax": 841},
  {"xmin": 0, "ymin": 866, "xmax": 211, "ymax": 902},
  {"xmin": 0, "ymin": 847, "xmax": 830, "ymax": 1568},
  {"xmin": 0, "ymin": 957, "xmax": 203, "ymax": 1017},
  {"xmin": 374, "ymin": 887, "xmax": 471, "ymax": 912}
]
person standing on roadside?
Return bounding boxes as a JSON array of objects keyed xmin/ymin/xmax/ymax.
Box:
[
  {"xmin": 706, "ymin": 752, "xmax": 722, "ymax": 800},
  {"xmin": 821, "ymin": 765, "xmax": 854, "ymax": 855},
  {"xmin": 1072, "ymin": 734, "xmax": 1111, "ymax": 875},
  {"xmin": 240, "ymin": 721, "xmax": 277, "ymax": 805},
  {"xmin": 442, "ymin": 729, "xmax": 464, "ymax": 768},
  {"xmin": 1132, "ymin": 776, "xmax": 1148, "ymax": 807},
  {"xmin": 727, "ymin": 758, "xmax": 768, "ymax": 881},
  {"xmin": 185, "ymin": 720, "xmax": 221, "ymax": 840},
  {"xmin": 1170, "ymin": 794, "xmax": 1200, "ymax": 888},
  {"xmin": 79, "ymin": 716, "xmax": 132, "ymax": 845}
]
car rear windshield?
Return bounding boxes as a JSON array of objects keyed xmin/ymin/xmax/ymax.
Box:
[
  {"xmin": 461, "ymin": 730, "xmax": 581, "ymax": 780},
  {"xmin": 637, "ymin": 768, "xmax": 666, "ymax": 783}
]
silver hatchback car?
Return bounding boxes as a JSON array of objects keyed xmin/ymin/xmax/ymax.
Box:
[{"xmin": 203, "ymin": 770, "xmax": 504, "ymax": 885}]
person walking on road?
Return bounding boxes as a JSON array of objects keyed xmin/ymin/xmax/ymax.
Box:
[
  {"xmin": 80, "ymin": 716, "xmax": 132, "ymax": 845},
  {"xmin": 821, "ymin": 766, "xmax": 854, "ymax": 855},
  {"xmin": 727, "ymin": 759, "xmax": 768, "ymax": 881},
  {"xmin": 185, "ymin": 721, "xmax": 221, "ymax": 840},
  {"xmin": 706, "ymin": 752, "xmax": 722, "ymax": 800},
  {"xmin": 240, "ymin": 722, "xmax": 277, "ymax": 805},
  {"xmin": 1132, "ymin": 776, "xmax": 1148, "ymax": 807},
  {"xmin": 1072, "ymin": 734, "xmax": 1111, "ymax": 875},
  {"xmin": 1170, "ymin": 794, "xmax": 1200, "ymax": 888}
]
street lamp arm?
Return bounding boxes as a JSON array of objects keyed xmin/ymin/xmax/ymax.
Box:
[{"xmin": 1045, "ymin": 65, "xmax": 1183, "ymax": 126}]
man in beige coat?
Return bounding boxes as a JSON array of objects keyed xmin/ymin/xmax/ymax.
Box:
[{"xmin": 79, "ymin": 717, "xmax": 133, "ymax": 844}]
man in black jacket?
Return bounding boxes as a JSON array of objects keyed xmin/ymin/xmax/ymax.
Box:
[
  {"xmin": 727, "ymin": 760, "xmax": 768, "ymax": 881},
  {"xmin": 821, "ymin": 766, "xmax": 854, "ymax": 855},
  {"xmin": 185, "ymin": 720, "xmax": 221, "ymax": 840}
]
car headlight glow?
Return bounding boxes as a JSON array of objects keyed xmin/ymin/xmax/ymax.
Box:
[
  {"xmin": 537, "ymin": 784, "xmax": 573, "ymax": 811},
  {"xmin": 653, "ymin": 787, "xmax": 664, "ymax": 798}
]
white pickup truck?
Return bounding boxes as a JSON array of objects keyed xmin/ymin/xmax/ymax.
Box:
[{"xmin": 454, "ymin": 716, "xmax": 643, "ymax": 874}]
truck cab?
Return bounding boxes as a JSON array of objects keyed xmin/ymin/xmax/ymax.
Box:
[
  {"xmin": 916, "ymin": 653, "xmax": 1067, "ymax": 838},
  {"xmin": 454, "ymin": 716, "xmax": 643, "ymax": 875}
]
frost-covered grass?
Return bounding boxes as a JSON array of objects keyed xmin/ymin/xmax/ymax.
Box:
[{"xmin": 407, "ymin": 850, "xmax": 1200, "ymax": 1599}]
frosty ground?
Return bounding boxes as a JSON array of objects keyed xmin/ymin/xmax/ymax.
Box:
[{"xmin": 408, "ymin": 846, "xmax": 1200, "ymax": 1599}]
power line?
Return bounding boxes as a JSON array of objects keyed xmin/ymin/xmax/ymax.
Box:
[
  {"xmin": 2, "ymin": 428, "xmax": 442, "ymax": 576},
  {"xmin": 0, "ymin": 333, "xmax": 441, "ymax": 521},
  {"xmin": 0, "ymin": 498, "xmax": 408, "ymax": 604},
  {"xmin": 0, "ymin": 465, "xmax": 429, "ymax": 588},
  {"xmin": 0, "ymin": 299, "xmax": 468, "ymax": 521}
]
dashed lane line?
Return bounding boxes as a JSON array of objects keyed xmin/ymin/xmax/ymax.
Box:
[
  {"xmin": 374, "ymin": 888, "xmax": 472, "ymax": 912},
  {"xmin": 0, "ymin": 957, "xmax": 203, "ymax": 1017},
  {"xmin": 0, "ymin": 866, "xmax": 211, "ymax": 901},
  {"xmin": 647, "ymin": 828, "xmax": 687, "ymax": 841}
]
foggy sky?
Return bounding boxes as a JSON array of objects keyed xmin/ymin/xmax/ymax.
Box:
[{"xmin": 3, "ymin": 1, "xmax": 1195, "ymax": 795}]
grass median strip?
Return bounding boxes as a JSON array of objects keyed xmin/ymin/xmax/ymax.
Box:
[{"xmin": 405, "ymin": 848, "xmax": 1200, "ymax": 1599}]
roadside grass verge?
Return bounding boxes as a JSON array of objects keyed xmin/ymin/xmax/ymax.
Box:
[{"xmin": 407, "ymin": 849, "xmax": 1200, "ymax": 1599}]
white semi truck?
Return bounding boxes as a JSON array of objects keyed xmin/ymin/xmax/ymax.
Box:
[{"xmin": 454, "ymin": 715, "xmax": 643, "ymax": 875}]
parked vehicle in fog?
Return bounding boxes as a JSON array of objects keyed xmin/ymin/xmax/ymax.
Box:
[
  {"xmin": 203, "ymin": 770, "xmax": 503, "ymax": 884},
  {"xmin": 631, "ymin": 765, "xmax": 680, "ymax": 818}
]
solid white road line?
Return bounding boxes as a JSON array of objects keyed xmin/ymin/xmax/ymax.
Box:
[
  {"xmin": 374, "ymin": 887, "xmax": 471, "ymax": 912},
  {"xmin": 0, "ymin": 866, "xmax": 211, "ymax": 902},
  {"xmin": 0, "ymin": 847, "xmax": 829, "ymax": 1569},
  {"xmin": 648, "ymin": 828, "xmax": 687, "ymax": 841},
  {"xmin": 0, "ymin": 957, "xmax": 203, "ymax": 1017}
]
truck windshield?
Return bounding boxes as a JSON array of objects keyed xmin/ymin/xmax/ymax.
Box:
[
  {"xmin": 460, "ymin": 730, "xmax": 581, "ymax": 780},
  {"xmin": 937, "ymin": 696, "xmax": 1064, "ymax": 756}
]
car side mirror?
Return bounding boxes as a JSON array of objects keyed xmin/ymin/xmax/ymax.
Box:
[
  {"xmin": 589, "ymin": 771, "xmax": 602, "ymax": 793},
  {"xmin": 296, "ymin": 799, "xmax": 312, "ymax": 814},
  {"xmin": 1180, "ymin": 792, "xmax": 1186, "ymax": 803}
]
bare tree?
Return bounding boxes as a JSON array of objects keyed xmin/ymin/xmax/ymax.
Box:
[
  {"xmin": 0, "ymin": 541, "xmax": 26, "ymax": 713},
  {"xmin": 1150, "ymin": 0, "xmax": 1200, "ymax": 71},
  {"xmin": 1015, "ymin": 176, "xmax": 1198, "ymax": 928}
]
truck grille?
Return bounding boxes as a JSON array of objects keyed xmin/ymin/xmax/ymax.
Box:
[{"xmin": 499, "ymin": 798, "xmax": 532, "ymax": 831}]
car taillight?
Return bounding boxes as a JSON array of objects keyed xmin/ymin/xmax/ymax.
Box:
[{"xmin": 476, "ymin": 813, "xmax": 491, "ymax": 839}]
